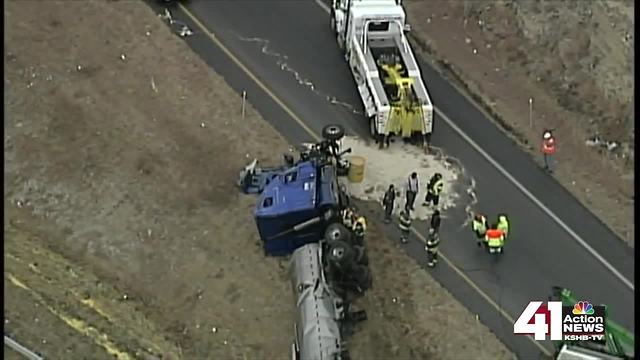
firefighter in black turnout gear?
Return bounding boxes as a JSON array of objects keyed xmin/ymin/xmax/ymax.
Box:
[
  {"xmin": 430, "ymin": 210, "xmax": 441, "ymax": 235},
  {"xmin": 398, "ymin": 210, "xmax": 412, "ymax": 244},
  {"xmin": 382, "ymin": 184, "xmax": 396, "ymax": 223},
  {"xmin": 425, "ymin": 228, "xmax": 440, "ymax": 267},
  {"xmin": 424, "ymin": 173, "xmax": 444, "ymax": 208}
]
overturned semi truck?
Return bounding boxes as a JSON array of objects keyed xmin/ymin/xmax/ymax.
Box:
[{"xmin": 238, "ymin": 125, "xmax": 372, "ymax": 359}]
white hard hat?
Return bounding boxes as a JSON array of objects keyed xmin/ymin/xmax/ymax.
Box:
[{"xmin": 543, "ymin": 131, "xmax": 552, "ymax": 139}]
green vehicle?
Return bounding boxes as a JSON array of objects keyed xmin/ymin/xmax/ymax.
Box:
[{"xmin": 550, "ymin": 287, "xmax": 634, "ymax": 360}]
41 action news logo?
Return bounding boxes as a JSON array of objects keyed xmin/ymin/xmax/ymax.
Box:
[{"xmin": 513, "ymin": 300, "xmax": 606, "ymax": 342}]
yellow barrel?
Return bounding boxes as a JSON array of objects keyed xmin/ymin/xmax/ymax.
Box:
[{"xmin": 348, "ymin": 156, "xmax": 366, "ymax": 183}]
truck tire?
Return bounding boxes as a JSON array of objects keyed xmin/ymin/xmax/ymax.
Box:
[
  {"xmin": 322, "ymin": 124, "xmax": 345, "ymax": 141},
  {"xmin": 327, "ymin": 240, "xmax": 355, "ymax": 270},
  {"xmin": 369, "ymin": 116, "xmax": 378, "ymax": 137},
  {"xmin": 353, "ymin": 245, "xmax": 369, "ymax": 266},
  {"xmin": 369, "ymin": 116, "xmax": 384, "ymax": 145},
  {"xmin": 324, "ymin": 222, "xmax": 351, "ymax": 244}
]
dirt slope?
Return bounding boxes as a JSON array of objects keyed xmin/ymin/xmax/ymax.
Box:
[
  {"xmin": 5, "ymin": 1, "xmax": 292, "ymax": 358},
  {"xmin": 405, "ymin": 0, "xmax": 634, "ymax": 246}
]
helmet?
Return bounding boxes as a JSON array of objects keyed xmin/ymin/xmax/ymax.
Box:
[
  {"xmin": 498, "ymin": 214, "xmax": 507, "ymax": 222},
  {"xmin": 435, "ymin": 173, "xmax": 442, "ymax": 179},
  {"xmin": 474, "ymin": 213, "xmax": 484, "ymax": 221},
  {"xmin": 433, "ymin": 210, "xmax": 440, "ymax": 217},
  {"xmin": 543, "ymin": 131, "xmax": 552, "ymax": 140}
]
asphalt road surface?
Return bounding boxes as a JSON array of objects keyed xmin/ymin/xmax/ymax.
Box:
[{"xmin": 149, "ymin": 1, "xmax": 635, "ymax": 358}]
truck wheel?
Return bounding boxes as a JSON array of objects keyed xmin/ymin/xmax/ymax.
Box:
[
  {"xmin": 322, "ymin": 124, "xmax": 345, "ymax": 141},
  {"xmin": 327, "ymin": 240, "xmax": 355, "ymax": 269},
  {"xmin": 330, "ymin": 10, "xmax": 336, "ymax": 34},
  {"xmin": 369, "ymin": 117, "xmax": 379, "ymax": 138},
  {"xmin": 338, "ymin": 35, "xmax": 346, "ymax": 52},
  {"xmin": 325, "ymin": 223, "xmax": 351, "ymax": 244}
]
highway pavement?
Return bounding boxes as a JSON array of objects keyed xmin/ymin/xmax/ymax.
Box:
[{"xmin": 148, "ymin": 1, "xmax": 635, "ymax": 358}]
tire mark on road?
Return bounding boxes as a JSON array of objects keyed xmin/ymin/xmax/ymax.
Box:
[{"xmin": 235, "ymin": 35, "xmax": 363, "ymax": 116}]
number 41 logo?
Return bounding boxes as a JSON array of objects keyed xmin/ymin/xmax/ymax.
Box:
[{"xmin": 513, "ymin": 301, "xmax": 563, "ymax": 341}]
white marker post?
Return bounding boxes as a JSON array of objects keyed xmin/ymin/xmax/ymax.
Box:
[
  {"xmin": 241, "ymin": 91, "xmax": 247, "ymax": 119},
  {"xmin": 529, "ymin": 97, "xmax": 533, "ymax": 128}
]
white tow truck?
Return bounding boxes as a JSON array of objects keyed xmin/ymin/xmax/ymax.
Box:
[{"xmin": 330, "ymin": 0, "xmax": 434, "ymax": 148}]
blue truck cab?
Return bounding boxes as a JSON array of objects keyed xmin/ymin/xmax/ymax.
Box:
[{"xmin": 254, "ymin": 160, "xmax": 342, "ymax": 256}]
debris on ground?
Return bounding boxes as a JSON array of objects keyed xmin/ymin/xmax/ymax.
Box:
[{"xmin": 339, "ymin": 137, "xmax": 466, "ymax": 221}]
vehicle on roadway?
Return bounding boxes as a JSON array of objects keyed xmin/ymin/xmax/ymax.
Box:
[{"xmin": 330, "ymin": 0, "xmax": 434, "ymax": 148}]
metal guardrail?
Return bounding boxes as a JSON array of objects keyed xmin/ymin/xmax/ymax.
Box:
[{"xmin": 4, "ymin": 335, "xmax": 44, "ymax": 360}]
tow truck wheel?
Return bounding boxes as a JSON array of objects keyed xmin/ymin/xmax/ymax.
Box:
[
  {"xmin": 330, "ymin": 10, "xmax": 336, "ymax": 34},
  {"xmin": 369, "ymin": 117, "xmax": 379, "ymax": 139},
  {"xmin": 322, "ymin": 124, "xmax": 345, "ymax": 141}
]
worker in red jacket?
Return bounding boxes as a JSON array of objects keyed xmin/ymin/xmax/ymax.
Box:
[
  {"xmin": 541, "ymin": 130, "xmax": 557, "ymax": 173},
  {"xmin": 484, "ymin": 226, "xmax": 505, "ymax": 254}
]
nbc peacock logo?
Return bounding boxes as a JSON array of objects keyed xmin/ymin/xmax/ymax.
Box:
[{"xmin": 572, "ymin": 301, "xmax": 595, "ymax": 315}]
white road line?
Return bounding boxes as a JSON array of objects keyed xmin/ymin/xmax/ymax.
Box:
[
  {"xmin": 314, "ymin": 0, "xmax": 330, "ymax": 12},
  {"xmin": 5, "ymin": 335, "xmax": 44, "ymax": 360},
  {"xmin": 312, "ymin": 0, "xmax": 634, "ymax": 291}
]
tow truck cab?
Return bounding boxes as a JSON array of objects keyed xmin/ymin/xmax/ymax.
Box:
[{"xmin": 334, "ymin": 0, "xmax": 407, "ymax": 42}]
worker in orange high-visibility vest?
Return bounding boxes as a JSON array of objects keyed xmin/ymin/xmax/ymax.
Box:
[
  {"xmin": 541, "ymin": 130, "xmax": 557, "ymax": 173},
  {"xmin": 484, "ymin": 226, "xmax": 505, "ymax": 254}
]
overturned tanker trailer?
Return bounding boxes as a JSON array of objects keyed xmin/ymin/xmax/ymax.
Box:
[{"xmin": 290, "ymin": 238, "xmax": 369, "ymax": 360}]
